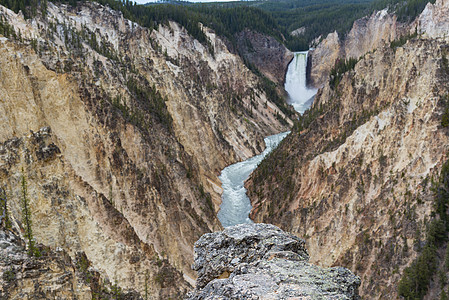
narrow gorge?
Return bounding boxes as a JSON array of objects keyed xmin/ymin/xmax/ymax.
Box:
[{"xmin": 218, "ymin": 50, "xmax": 316, "ymax": 228}]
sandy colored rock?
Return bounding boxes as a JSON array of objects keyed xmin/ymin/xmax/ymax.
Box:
[
  {"xmin": 0, "ymin": 1, "xmax": 292, "ymax": 297},
  {"xmin": 417, "ymin": 0, "xmax": 449, "ymax": 39},
  {"xmin": 248, "ymin": 35, "xmax": 449, "ymax": 298},
  {"xmin": 187, "ymin": 224, "xmax": 360, "ymax": 299},
  {"xmin": 308, "ymin": 9, "xmax": 409, "ymax": 88}
]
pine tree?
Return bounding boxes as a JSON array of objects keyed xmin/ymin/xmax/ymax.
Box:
[
  {"xmin": 0, "ymin": 187, "xmax": 11, "ymax": 228},
  {"xmin": 21, "ymin": 171, "xmax": 39, "ymax": 256},
  {"xmin": 441, "ymin": 289, "xmax": 448, "ymax": 300}
]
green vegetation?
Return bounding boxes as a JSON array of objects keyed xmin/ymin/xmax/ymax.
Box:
[
  {"xmin": 0, "ymin": 15, "xmax": 17, "ymax": 39},
  {"xmin": 2, "ymin": 267, "xmax": 15, "ymax": 282},
  {"xmin": 0, "ymin": 187, "xmax": 11, "ymax": 229},
  {"xmin": 258, "ymin": 75, "xmax": 295, "ymax": 119},
  {"xmin": 144, "ymin": 270, "xmax": 149, "ymax": 300},
  {"xmin": 370, "ymin": 0, "xmax": 436, "ymax": 22},
  {"xmin": 398, "ymin": 158, "xmax": 449, "ymax": 299},
  {"xmin": 0, "ymin": 0, "xmax": 436, "ymax": 53},
  {"xmin": 254, "ymin": 0, "xmax": 373, "ymax": 51},
  {"xmin": 21, "ymin": 171, "xmax": 40, "ymax": 257},
  {"xmin": 329, "ymin": 57, "xmax": 359, "ymax": 89},
  {"xmin": 198, "ymin": 184, "xmax": 213, "ymax": 211},
  {"xmin": 390, "ymin": 29, "xmax": 418, "ymax": 49},
  {"xmin": 441, "ymin": 94, "xmax": 449, "ymax": 128},
  {"xmin": 197, "ymin": 0, "xmax": 434, "ymax": 50},
  {"xmin": 125, "ymin": 77, "xmax": 173, "ymax": 131},
  {"xmin": 0, "ymin": 0, "xmax": 48, "ymax": 19}
]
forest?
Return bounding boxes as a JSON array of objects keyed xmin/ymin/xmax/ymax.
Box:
[{"xmin": 0, "ymin": 0, "xmax": 435, "ymax": 51}]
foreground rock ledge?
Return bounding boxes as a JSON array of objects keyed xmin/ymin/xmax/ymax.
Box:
[{"xmin": 186, "ymin": 223, "xmax": 360, "ymax": 299}]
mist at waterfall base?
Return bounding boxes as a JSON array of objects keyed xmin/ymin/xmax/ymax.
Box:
[
  {"xmin": 217, "ymin": 51, "xmax": 317, "ymax": 227},
  {"xmin": 285, "ymin": 52, "xmax": 317, "ymax": 114}
]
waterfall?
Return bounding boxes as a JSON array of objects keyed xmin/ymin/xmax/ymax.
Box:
[
  {"xmin": 217, "ymin": 50, "xmax": 317, "ymax": 227},
  {"xmin": 285, "ymin": 51, "xmax": 317, "ymax": 114}
]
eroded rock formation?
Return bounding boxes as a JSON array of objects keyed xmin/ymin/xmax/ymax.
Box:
[
  {"xmin": 187, "ymin": 224, "xmax": 360, "ymax": 299},
  {"xmin": 235, "ymin": 29, "xmax": 293, "ymax": 85},
  {"xmin": 308, "ymin": 9, "xmax": 409, "ymax": 88}
]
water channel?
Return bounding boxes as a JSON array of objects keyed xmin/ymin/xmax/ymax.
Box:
[{"xmin": 217, "ymin": 51, "xmax": 317, "ymax": 227}]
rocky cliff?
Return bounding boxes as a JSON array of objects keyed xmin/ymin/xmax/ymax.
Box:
[
  {"xmin": 235, "ymin": 29, "xmax": 293, "ymax": 85},
  {"xmin": 308, "ymin": 9, "xmax": 409, "ymax": 88},
  {"xmin": 187, "ymin": 223, "xmax": 360, "ymax": 299},
  {"xmin": 0, "ymin": 1, "xmax": 292, "ymax": 298},
  {"xmin": 417, "ymin": 0, "xmax": 449, "ymax": 39},
  {"xmin": 247, "ymin": 1, "xmax": 449, "ymax": 297},
  {"xmin": 0, "ymin": 226, "xmax": 147, "ymax": 298}
]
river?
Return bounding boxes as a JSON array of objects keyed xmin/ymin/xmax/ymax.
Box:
[{"xmin": 217, "ymin": 51, "xmax": 316, "ymax": 227}]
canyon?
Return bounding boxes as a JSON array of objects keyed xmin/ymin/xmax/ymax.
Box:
[{"xmin": 0, "ymin": 0, "xmax": 447, "ymax": 298}]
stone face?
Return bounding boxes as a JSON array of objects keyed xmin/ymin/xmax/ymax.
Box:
[
  {"xmin": 0, "ymin": 229, "xmax": 91, "ymax": 299},
  {"xmin": 248, "ymin": 25, "xmax": 449, "ymax": 300},
  {"xmin": 187, "ymin": 224, "xmax": 360, "ymax": 299},
  {"xmin": 417, "ymin": 0, "xmax": 449, "ymax": 39},
  {"xmin": 308, "ymin": 9, "xmax": 408, "ymax": 88},
  {"xmin": 235, "ymin": 29, "xmax": 294, "ymax": 85},
  {"xmin": 291, "ymin": 27, "xmax": 306, "ymax": 37},
  {"xmin": 308, "ymin": 31, "xmax": 341, "ymax": 88}
]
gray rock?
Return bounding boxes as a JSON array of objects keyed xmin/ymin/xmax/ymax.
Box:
[{"xmin": 187, "ymin": 224, "xmax": 360, "ymax": 299}]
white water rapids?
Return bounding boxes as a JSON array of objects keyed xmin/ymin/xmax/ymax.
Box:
[{"xmin": 217, "ymin": 51, "xmax": 316, "ymax": 227}]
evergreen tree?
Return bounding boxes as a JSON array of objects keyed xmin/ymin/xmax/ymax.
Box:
[
  {"xmin": 21, "ymin": 171, "xmax": 39, "ymax": 256},
  {"xmin": 441, "ymin": 289, "xmax": 448, "ymax": 300}
]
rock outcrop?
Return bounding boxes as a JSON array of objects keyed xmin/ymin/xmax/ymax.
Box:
[
  {"xmin": 187, "ymin": 224, "xmax": 361, "ymax": 299},
  {"xmin": 247, "ymin": 5, "xmax": 449, "ymax": 298},
  {"xmin": 307, "ymin": 31, "xmax": 341, "ymax": 88},
  {"xmin": 0, "ymin": 227, "xmax": 145, "ymax": 299},
  {"xmin": 417, "ymin": 0, "xmax": 449, "ymax": 39},
  {"xmin": 235, "ymin": 29, "xmax": 293, "ymax": 85},
  {"xmin": 0, "ymin": 1, "xmax": 292, "ymax": 297},
  {"xmin": 308, "ymin": 9, "xmax": 409, "ymax": 88}
]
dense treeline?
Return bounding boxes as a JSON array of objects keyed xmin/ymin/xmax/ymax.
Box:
[
  {"xmin": 0, "ymin": 0, "xmax": 435, "ymax": 52},
  {"xmin": 0, "ymin": 0, "xmax": 47, "ymax": 18},
  {"xmin": 48, "ymin": 0, "xmax": 285, "ymax": 54},
  {"xmin": 254, "ymin": 0, "xmax": 373, "ymax": 50},
  {"xmin": 371, "ymin": 0, "xmax": 436, "ymax": 21},
  {"xmin": 329, "ymin": 57, "xmax": 358, "ymax": 89},
  {"xmin": 250, "ymin": 0, "xmax": 434, "ymax": 50}
]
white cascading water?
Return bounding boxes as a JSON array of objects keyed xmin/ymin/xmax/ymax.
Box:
[
  {"xmin": 285, "ymin": 51, "xmax": 317, "ymax": 114},
  {"xmin": 217, "ymin": 51, "xmax": 316, "ymax": 227}
]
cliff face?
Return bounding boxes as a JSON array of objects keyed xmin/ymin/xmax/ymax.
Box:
[
  {"xmin": 0, "ymin": 227, "xmax": 145, "ymax": 299},
  {"xmin": 307, "ymin": 31, "xmax": 341, "ymax": 88},
  {"xmin": 417, "ymin": 0, "xmax": 449, "ymax": 39},
  {"xmin": 308, "ymin": 9, "xmax": 409, "ymax": 88},
  {"xmin": 235, "ymin": 29, "xmax": 293, "ymax": 85},
  {"xmin": 247, "ymin": 6, "xmax": 449, "ymax": 297},
  {"xmin": 187, "ymin": 224, "xmax": 360, "ymax": 299},
  {"xmin": 0, "ymin": 1, "xmax": 291, "ymax": 297}
]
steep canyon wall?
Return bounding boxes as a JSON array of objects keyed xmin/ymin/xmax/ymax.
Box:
[{"xmin": 247, "ymin": 1, "xmax": 449, "ymax": 298}]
